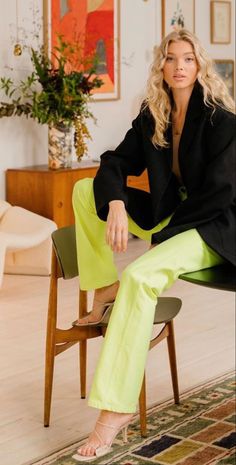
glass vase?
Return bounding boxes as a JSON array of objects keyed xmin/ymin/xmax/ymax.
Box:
[{"xmin": 48, "ymin": 122, "xmax": 73, "ymax": 170}]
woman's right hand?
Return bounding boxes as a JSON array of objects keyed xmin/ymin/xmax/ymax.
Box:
[{"xmin": 106, "ymin": 200, "xmax": 128, "ymax": 253}]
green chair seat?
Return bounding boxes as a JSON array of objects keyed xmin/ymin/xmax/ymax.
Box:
[
  {"xmin": 100, "ymin": 297, "xmax": 182, "ymax": 326},
  {"xmin": 180, "ymin": 264, "xmax": 236, "ymax": 292}
]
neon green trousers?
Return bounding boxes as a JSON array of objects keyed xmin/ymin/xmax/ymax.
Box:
[{"xmin": 72, "ymin": 178, "xmax": 224, "ymax": 413}]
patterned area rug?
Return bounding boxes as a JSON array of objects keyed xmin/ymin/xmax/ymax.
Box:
[{"xmin": 32, "ymin": 373, "xmax": 235, "ymax": 465}]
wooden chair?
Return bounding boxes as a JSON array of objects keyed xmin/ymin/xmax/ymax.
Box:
[
  {"xmin": 44, "ymin": 225, "xmax": 182, "ymax": 437},
  {"xmin": 140, "ymin": 261, "xmax": 236, "ymax": 434}
]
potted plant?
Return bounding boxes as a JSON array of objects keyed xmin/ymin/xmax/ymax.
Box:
[{"xmin": 0, "ymin": 36, "xmax": 103, "ymax": 169}]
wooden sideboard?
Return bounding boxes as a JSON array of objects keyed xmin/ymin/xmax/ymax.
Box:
[{"xmin": 6, "ymin": 162, "xmax": 149, "ymax": 227}]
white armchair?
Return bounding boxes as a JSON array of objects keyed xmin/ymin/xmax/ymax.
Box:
[{"xmin": 0, "ymin": 200, "xmax": 57, "ymax": 287}]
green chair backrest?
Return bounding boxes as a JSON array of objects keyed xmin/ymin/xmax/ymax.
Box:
[{"xmin": 52, "ymin": 225, "xmax": 78, "ymax": 279}]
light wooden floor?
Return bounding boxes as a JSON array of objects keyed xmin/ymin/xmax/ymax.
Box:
[{"xmin": 0, "ymin": 238, "xmax": 235, "ymax": 465}]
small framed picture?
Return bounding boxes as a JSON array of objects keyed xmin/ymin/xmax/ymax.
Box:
[
  {"xmin": 214, "ymin": 59, "xmax": 234, "ymax": 98},
  {"xmin": 210, "ymin": 1, "xmax": 231, "ymax": 44},
  {"xmin": 162, "ymin": 0, "xmax": 195, "ymax": 37}
]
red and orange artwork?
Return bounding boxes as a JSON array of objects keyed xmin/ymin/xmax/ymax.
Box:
[{"xmin": 51, "ymin": 0, "xmax": 119, "ymax": 99}]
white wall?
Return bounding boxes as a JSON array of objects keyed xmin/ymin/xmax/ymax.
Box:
[{"xmin": 0, "ymin": 0, "xmax": 235, "ymax": 199}]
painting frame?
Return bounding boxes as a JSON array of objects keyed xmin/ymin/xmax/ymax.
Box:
[
  {"xmin": 210, "ymin": 1, "xmax": 231, "ymax": 44},
  {"xmin": 162, "ymin": 0, "xmax": 195, "ymax": 37},
  {"xmin": 214, "ymin": 59, "xmax": 234, "ymax": 98},
  {"xmin": 43, "ymin": 0, "xmax": 121, "ymax": 101}
]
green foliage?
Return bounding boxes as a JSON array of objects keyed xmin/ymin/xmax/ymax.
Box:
[{"xmin": 0, "ymin": 36, "xmax": 103, "ymax": 125}]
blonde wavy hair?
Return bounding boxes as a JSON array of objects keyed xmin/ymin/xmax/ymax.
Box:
[{"xmin": 144, "ymin": 29, "xmax": 235, "ymax": 148}]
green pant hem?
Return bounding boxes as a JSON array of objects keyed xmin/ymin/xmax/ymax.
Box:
[{"xmin": 88, "ymin": 399, "xmax": 137, "ymax": 414}]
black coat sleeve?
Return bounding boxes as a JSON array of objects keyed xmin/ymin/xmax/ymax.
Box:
[
  {"xmin": 93, "ymin": 111, "xmax": 146, "ymax": 220},
  {"xmin": 152, "ymin": 108, "xmax": 236, "ymax": 244}
]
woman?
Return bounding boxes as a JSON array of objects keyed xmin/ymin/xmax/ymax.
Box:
[{"xmin": 72, "ymin": 29, "xmax": 235, "ymax": 461}]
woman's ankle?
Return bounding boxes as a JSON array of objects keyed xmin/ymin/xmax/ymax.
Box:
[
  {"xmin": 94, "ymin": 281, "xmax": 120, "ymax": 303},
  {"xmin": 99, "ymin": 410, "xmax": 134, "ymax": 425}
]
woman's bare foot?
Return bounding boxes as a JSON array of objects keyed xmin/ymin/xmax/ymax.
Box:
[
  {"xmin": 77, "ymin": 410, "xmax": 134, "ymax": 458},
  {"xmin": 77, "ymin": 281, "xmax": 120, "ymax": 324}
]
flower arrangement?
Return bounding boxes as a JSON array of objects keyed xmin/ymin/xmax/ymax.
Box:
[{"xmin": 0, "ymin": 36, "xmax": 103, "ymax": 160}]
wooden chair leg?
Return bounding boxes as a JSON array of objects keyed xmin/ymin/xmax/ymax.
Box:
[
  {"xmin": 139, "ymin": 373, "xmax": 147, "ymax": 437},
  {"xmin": 44, "ymin": 251, "xmax": 58, "ymax": 427},
  {"xmin": 167, "ymin": 320, "xmax": 180, "ymax": 404},
  {"xmin": 79, "ymin": 289, "xmax": 87, "ymax": 399},
  {"xmin": 80, "ymin": 341, "xmax": 87, "ymax": 399}
]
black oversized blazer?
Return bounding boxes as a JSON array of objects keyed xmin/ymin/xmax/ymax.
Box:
[{"xmin": 93, "ymin": 83, "xmax": 236, "ymax": 265}]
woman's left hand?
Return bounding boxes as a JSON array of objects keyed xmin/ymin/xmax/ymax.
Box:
[{"xmin": 106, "ymin": 200, "xmax": 129, "ymax": 253}]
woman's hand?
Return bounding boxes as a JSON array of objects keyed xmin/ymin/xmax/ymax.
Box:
[{"xmin": 106, "ymin": 200, "xmax": 128, "ymax": 252}]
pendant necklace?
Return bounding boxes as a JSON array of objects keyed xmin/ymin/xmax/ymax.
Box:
[
  {"xmin": 172, "ymin": 120, "xmax": 181, "ymax": 136},
  {"xmin": 13, "ymin": 0, "xmax": 22, "ymax": 56},
  {"xmin": 172, "ymin": 112, "xmax": 185, "ymax": 137}
]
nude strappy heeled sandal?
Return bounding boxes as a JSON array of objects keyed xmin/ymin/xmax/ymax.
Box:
[
  {"xmin": 72, "ymin": 419, "xmax": 131, "ymax": 462},
  {"xmin": 72, "ymin": 301, "xmax": 115, "ymax": 327}
]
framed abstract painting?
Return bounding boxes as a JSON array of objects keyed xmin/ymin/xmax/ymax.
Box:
[
  {"xmin": 43, "ymin": 0, "xmax": 120, "ymax": 101},
  {"xmin": 162, "ymin": 0, "xmax": 195, "ymax": 37}
]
